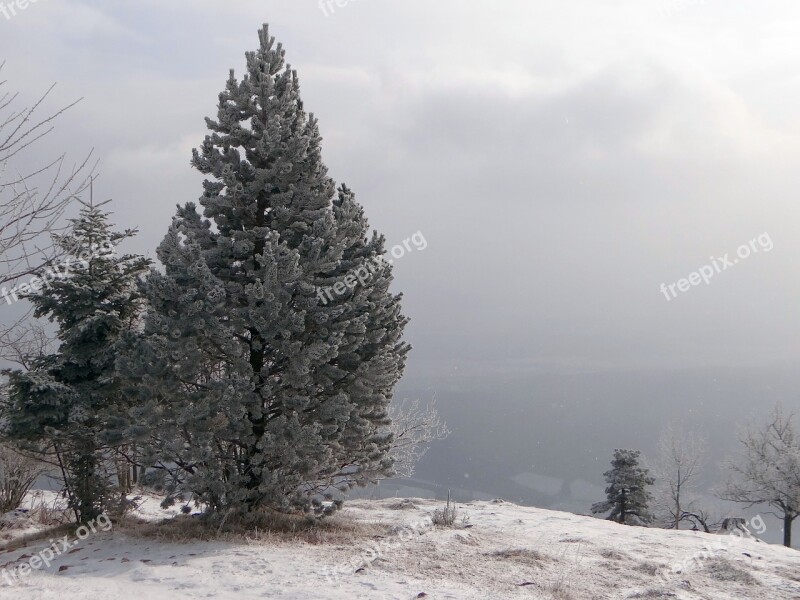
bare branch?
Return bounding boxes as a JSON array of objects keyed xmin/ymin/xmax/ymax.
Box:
[
  {"xmin": 653, "ymin": 423, "xmax": 707, "ymax": 529},
  {"xmin": 385, "ymin": 396, "xmax": 450, "ymax": 479},
  {"xmin": 0, "ymin": 62, "xmax": 95, "ymax": 348},
  {"xmin": 720, "ymin": 404, "xmax": 800, "ymax": 546}
]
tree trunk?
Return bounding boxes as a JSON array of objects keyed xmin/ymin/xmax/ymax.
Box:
[
  {"xmin": 116, "ymin": 458, "xmax": 130, "ymax": 493},
  {"xmin": 784, "ymin": 513, "xmax": 793, "ymax": 548},
  {"xmin": 131, "ymin": 444, "xmax": 138, "ymax": 485},
  {"xmin": 620, "ymin": 489, "xmax": 627, "ymax": 524},
  {"xmin": 72, "ymin": 450, "xmax": 101, "ymax": 523}
]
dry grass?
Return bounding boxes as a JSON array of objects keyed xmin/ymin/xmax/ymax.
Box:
[
  {"xmin": 627, "ymin": 589, "xmax": 678, "ymax": 598},
  {"xmin": 705, "ymin": 557, "xmax": 758, "ymax": 585},
  {"xmin": 121, "ymin": 509, "xmax": 388, "ymax": 546},
  {"xmin": 486, "ymin": 547, "xmax": 551, "ymax": 566},
  {"xmin": 0, "ymin": 492, "xmax": 76, "ymax": 548},
  {"xmin": 600, "ymin": 548, "xmax": 628, "ymax": 560},
  {"xmin": 778, "ymin": 566, "xmax": 800, "ymax": 582},
  {"xmin": 546, "ymin": 575, "xmax": 576, "ymax": 600},
  {"xmin": 634, "ymin": 560, "xmax": 666, "ymax": 576},
  {"xmin": 386, "ymin": 499, "xmax": 419, "ymax": 510},
  {"xmin": 0, "ymin": 522, "xmax": 75, "ymax": 553}
]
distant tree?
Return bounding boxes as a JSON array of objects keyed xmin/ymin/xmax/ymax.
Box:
[
  {"xmin": 386, "ymin": 398, "xmax": 449, "ymax": 478},
  {"xmin": 2, "ymin": 200, "xmax": 149, "ymax": 522},
  {"xmin": 592, "ymin": 449, "xmax": 655, "ymax": 525},
  {"xmin": 654, "ymin": 424, "xmax": 706, "ymax": 529},
  {"xmin": 721, "ymin": 405, "xmax": 800, "ymax": 548}
]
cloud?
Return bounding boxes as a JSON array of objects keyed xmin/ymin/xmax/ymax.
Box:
[{"xmin": 2, "ymin": 0, "xmax": 800, "ymax": 374}]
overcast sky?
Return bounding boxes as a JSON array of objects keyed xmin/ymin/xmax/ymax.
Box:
[{"xmin": 3, "ymin": 1, "xmax": 800, "ymax": 518}]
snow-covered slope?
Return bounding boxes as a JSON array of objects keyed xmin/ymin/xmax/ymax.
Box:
[{"xmin": 1, "ymin": 496, "xmax": 798, "ymax": 599}]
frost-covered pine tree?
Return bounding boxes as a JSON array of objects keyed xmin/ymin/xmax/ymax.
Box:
[
  {"xmin": 591, "ymin": 449, "xmax": 655, "ymax": 525},
  {"xmin": 120, "ymin": 25, "xmax": 409, "ymax": 516},
  {"xmin": 2, "ymin": 200, "xmax": 150, "ymax": 522}
]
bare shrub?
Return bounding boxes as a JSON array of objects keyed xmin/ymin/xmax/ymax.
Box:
[
  {"xmin": 431, "ymin": 491, "xmax": 467, "ymax": 528},
  {"xmin": 26, "ymin": 490, "xmax": 73, "ymax": 526},
  {"xmin": 0, "ymin": 443, "xmax": 44, "ymax": 512}
]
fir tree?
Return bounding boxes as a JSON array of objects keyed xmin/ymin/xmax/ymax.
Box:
[
  {"xmin": 592, "ymin": 449, "xmax": 655, "ymax": 525},
  {"xmin": 120, "ymin": 25, "xmax": 409, "ymax": 516},
  {"xmin": 2, "ymin": 199, "xmax": 150, "ymax": 522}
]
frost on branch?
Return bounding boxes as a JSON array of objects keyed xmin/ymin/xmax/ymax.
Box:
[{"xmin": 387, "ymin": 398, "xmax": 449, "ymax": 479}]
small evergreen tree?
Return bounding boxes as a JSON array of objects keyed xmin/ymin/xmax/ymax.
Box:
[
  {"xmin": 2, "ymin": 200, "xmax": 150, "ymax": 522},
  {"xmin": 592, "ymin": 449, "xmax": 655, "ymax": 525},
  {"xmin": 119, "ymin": 24, "xmax": 409, "ymax": 516}
]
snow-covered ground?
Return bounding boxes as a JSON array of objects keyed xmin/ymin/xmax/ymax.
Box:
[{"xmin": 1, "ymin": 494, "xmax": 799, "ymax": 599}]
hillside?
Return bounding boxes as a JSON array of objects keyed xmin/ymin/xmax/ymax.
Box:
[{"xmin": 1, "ymin": 495, "xmax": 799, "ymax": 599}]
